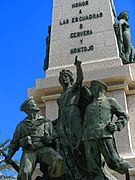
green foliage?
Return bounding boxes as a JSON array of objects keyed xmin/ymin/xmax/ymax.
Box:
[{"xmin": 0, "ymin": 139, "xmax": 18, "ymax": 180}]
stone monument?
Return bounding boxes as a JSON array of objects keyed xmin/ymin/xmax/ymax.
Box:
[
  {"xmin": 46, "ymin": 0, "xmax": 121, "ymax": 77},
  {"xmin": 28, "ymin": 0, "xmax": 135, "ymax": 179}
]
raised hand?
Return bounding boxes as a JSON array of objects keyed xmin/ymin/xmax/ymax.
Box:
[{"xmin": 74, "ymin": 56, "xmax": 82, "ymax": 66}]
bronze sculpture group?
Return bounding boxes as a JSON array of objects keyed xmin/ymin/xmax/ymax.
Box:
[
  {"xmin": 6, "ymin": 57, "xmax": 131, "ymax": 180},
  {"xmin": 4, "ymin": 1, "xmax": 135, "ymax": 179}
]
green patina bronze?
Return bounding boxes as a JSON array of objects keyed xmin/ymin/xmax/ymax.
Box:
[
  {"xmin": 56, "ymin": 57, "xmax": 89, "ymax": 180},
  {"xmin": 8, "ymin": 97, "xmax": 63, "ymax": 180},
  {"xmin": 55, "ymin": 57, "xmax": 131, "ymax": 180},
  {"xmin": 114, "ymin": 11, "xmax": 135, "ymax": 64},
  {"xmin": 81, "ymin": 80, "xmax": 131, "ymax": 179},
  {"xmin": 8, "ymin": 54, "xmax": 132, "ymax": 180}
]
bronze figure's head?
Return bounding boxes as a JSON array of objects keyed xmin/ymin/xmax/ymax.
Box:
[
  {"xmin": 117, "ymin": 11, "xmax": 128, "ymax": 21},
  {"xmin": 59, "ymin": 69, "xmax": 74, "ymax": 87},
  {"xmin": 90, "ymin": 80, "xmax": 107, "ymax": 97},
  {"xmin": 20, "ymin": 97, "xmax": 40, "ymax": 114}
]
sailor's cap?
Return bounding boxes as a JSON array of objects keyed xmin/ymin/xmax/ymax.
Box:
[
  {"xmin": 20, "ymin": 97, "xmax": 34, "ymax": 112},
  {"xmin": 91, "ymin": 80, "xmax": 108, "ymax": 92}
]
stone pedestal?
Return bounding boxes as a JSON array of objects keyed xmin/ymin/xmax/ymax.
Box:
[{"xmin": 29, "ymin": 0, "xmax": 135, "ymax": 179}]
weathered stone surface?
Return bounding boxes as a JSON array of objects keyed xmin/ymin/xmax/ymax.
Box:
[
  {"xmin": 41, "ymin": 95, "xmax": 59, "ymax": 120},
  {"xmin": 52, "ymin": 1, "xmax": 100, "ymax": 22},
  {"xmin": 50, "ymin": 32, "xmax": 104, "ymax": 56},
  {"xmin": 48, "ymin": 0, "xmax": 118, "ymax": 77},
  {"xmin": 127, "ymin": 95, "xmax": 135, "ymax": 152}
]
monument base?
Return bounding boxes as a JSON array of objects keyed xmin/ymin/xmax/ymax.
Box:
[{"xmin": 29, "ymin": 62, "xmax": 135, "ymax": 180}]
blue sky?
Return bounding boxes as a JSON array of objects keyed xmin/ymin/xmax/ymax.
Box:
[{"xmin": 0, "ymin": 0, "xmax": 135, "ymax": 160}]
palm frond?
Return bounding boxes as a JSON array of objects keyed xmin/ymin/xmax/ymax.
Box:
[
  {"xmin": 0, "ymin": 139, "xmax": 17, "ymax": 179},
  {"xmin": 0, "ymin": 164, "xmax": 14, "ymax": 171},
  {"xmin": 0, "ymin": 175, "xmax": 17, "ymax": 179},
  {"xmin": 2, "ymin": 145, "xmax": 10, "ymax": 152},
  {"xmin": 0, "ymin": 139, "xmax": 10, "ymax": 149}
]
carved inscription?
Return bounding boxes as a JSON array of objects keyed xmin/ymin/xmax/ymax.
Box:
[
  {"xmin": 70, "ymin": 30, "xmax": 93, "ymax": 38},
  {"xmin": 59, "ymin": 13, "xmax": 103, "ymax": 26},
  {"xmin": 70, "ymin": 45, "xmax": 94, "ymax": 54},
  {"xmin": 58, "ymin": 1, "xmax": 104, "ymax": 54},
  {"xmin": 72, "ymin": 12, "xmax": 103, "ymax": 23},
  {"xmin": 72, "ymin": 1, "xmax": 89, "ymax": 8}
]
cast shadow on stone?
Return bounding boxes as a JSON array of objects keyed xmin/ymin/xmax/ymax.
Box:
[{"xmin": 43, "ymin": 25, "xmax": 51, "ymax": 72}]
